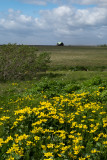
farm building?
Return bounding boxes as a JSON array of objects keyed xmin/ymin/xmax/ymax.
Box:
[{"xmin": 57, "ymin": 42, "xmax": 64, "ymax": 46}]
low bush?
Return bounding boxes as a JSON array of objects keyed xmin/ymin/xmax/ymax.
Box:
[
  {"xmin": 64, "ymin": 84, "xmax": 81, "ymax": 93},
  {"xmin": 0, "ymin": 44, "xmax": 50, "ymax": 81}
]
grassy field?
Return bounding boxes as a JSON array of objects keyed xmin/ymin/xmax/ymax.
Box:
[
  {"xmin": 37, "ymin": 46, "xmax": 107, "ymax": 70},
  {"xmin": 0, "ymin": 46, "xmax": 107, "ymax": 160}
]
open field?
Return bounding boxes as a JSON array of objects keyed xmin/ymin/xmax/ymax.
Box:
[
  {"xmin": 36, "ymin": 45, "xmax": 107, "ymax": 70},
  {"xmin": 0, "ymin": 45, "xmax": 107, "ymax": 160}
]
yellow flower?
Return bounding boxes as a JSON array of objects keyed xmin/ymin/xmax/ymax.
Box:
[
  {"xmin": 59, "ymin": 118, "xmax": 64, "ymax": 124},
  {"xmin": 90, "ymin": 124, "xmax": 94, "ymax": 128},
  {"xmin": 6, "ymin": 156, "xmax": 15, "ymax": 160},
  {"xmin": 52, "ymin": 115, "xmax": 59, "ymax": 119},
  {"xmin": 85, "ymin": 155, "xmax": 90, "ymax": 159},
  {"xmin": 61, "ymin": 146, "xmax": 68, "ymax": 152},
  {"xmin": 47, "ymin": 136, "xmax": 51, "ymax": 140},
  {"xmin": 6, "ymin": 143, "xmax": 24, "ymax": 156},
  {"xmin": 47, "ymin": 143, "xmax": 54, "ymax": 148},
  {"xmin": 55, "ymin": 145, "xmax": 60, "ymax": 148},
  {"xmin": 11, "ymin": 121, "xmax": 18, "ymax": 129},
  {"xmin": 83, "ymin": 124, "xmax": 88, "ymax": 129},
  {"xmin": 82, "ymin": 116, "xmax": 86, "ymax": 119},
  {"xmin": 71, "ymin": 122, "xmax": 77, "ymax": 128},
  {"xmin": 92, "ymin": 110, "xmax": 96, "ymax": 113},
  {"xmin": 73, "ymin": 145, "xmax": 80, "ymax": 155},
  {"xmin": 0, "ymin": 138, "xmax": 4, "ymax": 147},
  {"xmin": 68, "ymin": 135, "xmax": 75, "ymax": 139},
  {"xmin": 93, "ymin": 137, "xmax": 99, "ymax": 141},
  {"xmin": 91, "ymin": 149, "xmax": 97, "ymax": 153},
  {"xmin": 26, "ymin": 141, "xmax": 33, "ymax": 146},
  {"xmin": 0, "ymin": 116, "xmax": 10, "ymax": 121},
  {"xmin": 103, "ymin": 141, "xmax": 107, "ymax": 145},
  {"xmin": 43, "ymin": 95, "xmax": 47, "ymax": 98},
  {"xmin": 41, "ymin": 145, "xmax": 46, "ymax": 150},
  {"xmin": 100, "ymin": 112, "xmax": 106, "ymax": 114},
  {"xmin": 4, "ymin": 136, "xmax": 13, "ymax": 143},
  {"xmin": 43, "ymin": 159, "xmax": 54, "ymax": 160},
  {"xmin": 57, "ymin": 153, "xmax": 62, "ymax": 157},
  {"xmin": 15, "ymin": 134, "xmax": 18, "ymax": 137},
  {"xmin": 75, "ymin": 112, "xmax": 79, "ymax": 115},
  {"xmin": 81, "ymin": 120, "xmax": 85, "ymax": 123},
  {"xmin": 16, "ymin": 115, "xmax": 25, "ymax": 121},
  {"xmin": 15, "ymin": 134, "xmax": 29, "ymax": 143},
  {"xmin": 44, "ymin": 152, "xmax": 53, "ymax": 158},
  {"xmin": 79, "ymin": 157, "xmax": 86, "ymax": 160},
  {"xmin": 34, "ymin": 136, "xmax": 40, "ymax": 141},
  {"xmin": 74, "ymin": 150, "xmax": 79, "ymax": 155},
  {"xmin": 0, "ymin": 122, "xmax": 3, "ymax": 125},
  {"xmin": 88, "ymin": 119, "xmax": 94, "ymax": 122}
]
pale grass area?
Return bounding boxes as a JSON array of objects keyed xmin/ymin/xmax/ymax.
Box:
[
  {"xmin": 50, "ymin": 49, "xmax": 107, "ymax": 66},
  {"xmin": 37, "ymin": 45, "xmax": 107, "ymax": 67}
]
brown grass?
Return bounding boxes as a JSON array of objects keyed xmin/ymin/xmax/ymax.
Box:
[{"xmin": 37, "ymin": 45, "xmax": 107, "ymax": 67}]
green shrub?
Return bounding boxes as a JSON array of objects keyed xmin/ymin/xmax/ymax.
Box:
[
  {"xmin": 36, "ymin": 52, "xmax": 51, "ymax": 72},
  {"xmin": 0, "ymin": 44, "xmax": 50, "ymax": 81},
  {"xmin": 64, "ymin": 84, "xmax": 81, "ymax": 93},
  {"xmin": 28, "ymin": 78, "xmax": 66, "ymax": 98}
]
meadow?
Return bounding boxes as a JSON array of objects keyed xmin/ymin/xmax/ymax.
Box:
[
  {"xmin": 37, "ymin": 45, "xmax": 107, "ymax": 71},
  {"xmin": 0, "ymin": 45, "xmax": 107, "ymax": 160}
]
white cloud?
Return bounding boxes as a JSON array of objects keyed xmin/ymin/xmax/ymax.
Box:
[
  {"xmin": 18, "ymin": 0, "xmax": 57, "ymax": 5},
  {"xmin": 40, "ymin": 6, "xmax": 107, "ymax": 30},
  {"xmin": 20, "ymin": 0, "xmax": 46, "ymax": 5},
  {"xmin": 18, "ymin": 0, "xmax": 107, "ymax": 7},
  {"xmin": 71, "ymin": 0, "xmax": 107, "ymax": 6},
  {"xmin": 0, "ymin": 4, "xmax": 107, "ymax": 45}
]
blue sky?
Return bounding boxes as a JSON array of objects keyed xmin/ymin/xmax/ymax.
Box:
[
  {"xmin": 0, "ymin": 0, "xmax": 107, "ymax": 45},
  {"xmin": 0, "ymin": 0, "xmax": 58, "ymax": 17},
  {"xmin": 0, "ymin": 0, "xmax": 96, "ymax": 17}
]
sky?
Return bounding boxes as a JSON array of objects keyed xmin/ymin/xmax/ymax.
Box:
[{"xmin": 0, "ymin": 0, "xmax": 107, "ymax": 45}]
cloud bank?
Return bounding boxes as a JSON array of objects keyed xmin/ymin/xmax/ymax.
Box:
[{"xmin": 0, "ymin": 1, "xmax": 107, "ymax": 45}]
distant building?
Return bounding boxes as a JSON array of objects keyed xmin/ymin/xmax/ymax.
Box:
[{"xmin": 57, "ymin": 42, "xmax": 64, "ymax": 46}]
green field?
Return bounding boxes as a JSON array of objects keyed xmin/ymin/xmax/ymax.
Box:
[{"xmin": 0, "ymin": 46, "xmax": 107, "ymax": 160}]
